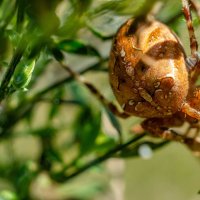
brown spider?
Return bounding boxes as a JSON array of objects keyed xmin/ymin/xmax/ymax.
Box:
[
  {"xmin": 62, "ymin": 0, "xmax": 200, "ymax": 154},
  {"xmin": 109, "ymin": 0, "xmax": 200, "ymax": 149}
]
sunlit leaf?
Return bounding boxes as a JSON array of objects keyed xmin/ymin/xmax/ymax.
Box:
[
  {"xmin": 95, "ymin": 134, "xmax": 116, "ymax": 154},
  {"xmin": 0, "ymin": 190, "xmax": 18, "ymax": 200},
  {"xmin": 57, "ymin": 39, "xmax": 101, "ymax": 57}
]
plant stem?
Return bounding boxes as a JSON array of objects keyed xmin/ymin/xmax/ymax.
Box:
[
  {"xmin": 35, "ymin": 58, "xmax": 108, "ymax": 98},
  {"xmin": 52, "ymin": 134, "xmax": 145, "ymax": 182},
  {"xmin": 0, "ymin": 59, "xmax": 107, "ymax": 137},
  {"xmin": 0, "ymin": 42, "xmax": 26, "ymax": 101}
]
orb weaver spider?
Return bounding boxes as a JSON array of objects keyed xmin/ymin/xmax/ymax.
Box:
[{"xmin": 61, "ymin": 0, "xmax": 200, "ymax": 154}]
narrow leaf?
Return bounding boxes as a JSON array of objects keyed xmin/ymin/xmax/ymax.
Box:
[{"xmin": 57, "ymin": 39, "xmax": 101, "ymax": 57}]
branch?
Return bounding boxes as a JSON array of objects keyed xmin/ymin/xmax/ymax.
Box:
[
  {"xmin": 51, "ymin": 134, "xmax": 145, "ymax": 182},
  {"xmin": 0, "ymin": 59, "xmax": 107, "ymax": 137},
  {"xmin": 34, "ymin": 58, "xmax": 108, "ymax": 98},
  {"xmin": 0, "ymin": 42, "xmax": 26, "ymax": 101}
]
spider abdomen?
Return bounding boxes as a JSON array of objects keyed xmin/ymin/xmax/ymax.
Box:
[{"xmin": 109, "ymin": 19, "xmax": 189, "ymax": 118}]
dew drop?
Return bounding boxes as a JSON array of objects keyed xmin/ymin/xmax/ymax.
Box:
[
  {"xmin": 120, "ymin": 48, "xmax": 126, "ymax": 57},
  {"xmin": 138, "ymin": 144, "xmax": 153, "ymax": 159},
  {"xmin": 128, "ymin": 99, "xmax": 135, "ymax": 106}
]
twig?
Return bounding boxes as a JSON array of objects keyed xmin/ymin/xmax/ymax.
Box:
[
  {"xmin": 40, "ymin": 97, "xmax": 85, "ymax": 106},
  {"xmin": 0, "ymin": 59, "xmax": 107, "ymax": 137},
  {"xmin": 51, "ymin": 134, "xmax": 145, "ymax": 182},
  {"xmin": 34, "ymin": 58, "xmax": 108, "ymax": 98},
  {"xmin": 60, "ymin": 61, "xmax": 129, "ymax": 118},
  {"xmin": 0, "ymin": 40, "xmax": 26, "ymax": 101}
]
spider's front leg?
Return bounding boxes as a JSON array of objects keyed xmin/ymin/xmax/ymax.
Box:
[
  {"xmin": 60, "ymin": 62, "xmax": 130, "ymax": 119},
  {"xmin": 181, "ymin": 86, "xmax": 200, "ymax": 120},
  {"xmin": 142, "ymin": 116, "xmax": 200, "ymax": 153},
  {"xmin": 142, "ymin": 116, "xmax": 184, "ymax": 142},
  {"xmin": 182, "ymin": 0, "xmax": 200, "ymax": 82}
]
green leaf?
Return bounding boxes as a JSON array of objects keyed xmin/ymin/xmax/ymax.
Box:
[
  {"xmin": 11, "ymin": 59, "xmax": 36, "ymax": 90},
  {"xmin": 0, "ymin": 190, "xmax": 18, "ymax": 200},
  {"xmin": 48, "ymin": 88, "xmax": 65, "ymax": 120},
  {"xmin": 69, "ymin": 82, "xmax": 89, "ymax": 106},
  {"xmin": 0, "ymin": 191, "xmax": 18, "ymax": 200},
  {"xmin": 95, "ymin": 135, "xmax": 116, "ymax": 154},
  {"xmin": 57, "ymin": 39, "xmax": 101, "ymax": 57},
  {"xmin": 87, "ymin": 12, "xmax": 128, "ymax": 38},
  {"xmin": 46, "ymin": 148, "xmax": 63, "ymax": 163},
  {"xmin": 71, "ymin": 0, "xmax": 92, "ymax": 13},
  {"xmin": 90, "ymin": 0, "xmax": 154, "ymax": 16},
  {"xmin": 31, "ymin": 127, "xmax": 56, "ymax": 138},
  {"xmin": 104, "ymin": 108, "xmax": 122, "ymax": 142},
  {"xmin": 29, "ymin": 50, "xmax": 51, "ymax": 87},
  {"xmin": 87, "ymin": 23, "xmax": 114, "ymax": 40},
  {"xmin": 51, "ymin": 47, "xmax": 64, "ymax": 61},
  {"xmin": 14, "ymin": 162, "xmax": 37, "ymax": 199},
  {"xmin": 74, "ymin": 107, "xmax": 102, "ymax": 155}
]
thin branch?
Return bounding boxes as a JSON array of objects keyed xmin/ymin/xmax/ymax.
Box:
[
  {"xmin": 60, "ymin": 62, "xmax": 129, "ymax": 118},
  {"xmin": 40, "ymin": 97, "xmax": 85, "ymax": 106},
  {"xmin": 51, "ymin": 134, "xmax": 145, "ymax": 182},
  {"xmin": 0, "ymin": 40, "xmax": 26, "ymax": 101},
  {"xmin": 34, "ymin": 58, "xmax": 108, "ymax": 98},
  {"xmin": 0, "ymin": 59, "xmax": 108, "ymax": 137}
]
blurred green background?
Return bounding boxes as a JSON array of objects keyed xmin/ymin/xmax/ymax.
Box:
[{"xmin": 0, "ymin": 0, "xmax": 199, "ymax": 200}]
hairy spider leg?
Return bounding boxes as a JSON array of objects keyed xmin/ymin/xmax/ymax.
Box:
[
  {"xmin": 185, "ymin": 124, "xmax": 200, "ymax": 137},
  {"xmin": 182, "ymin": 102, "xmax": 200, "ymax": 120},
  {"xmin": 182, "ymin": 0, "xmax": 198, "ymax": 58},
  {"xmin": 142, "ymin": 117, "xmax": 183, "ymax": 141},
  {"xmin": 60, "ymin": 62, "xmax": 130, "ymax": 119},
  {"xmin": 182, "ymin": 0, "xmax": 200, "ymax": 85},
  {"xmin": 186, "ymin": 0, "xmax": 200, "ymax": 83},
  {"xmin": 142, "ymin": 117, "xmax": 200, "ymax": 151}
]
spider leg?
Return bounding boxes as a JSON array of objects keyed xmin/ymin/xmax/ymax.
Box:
[
  {"xmin": 194, "ymin": 126, "xmax": 200, "ymax": 137},
  {"xmin": 181, "ymin": 102, "xmax": 200, "ymax": 120},
  {"xmin": 142, "ymin": 117, "xmax": 200, "ymax": 153},
  {"xmin": 60, "ymin": 62, "xmax": 130, "ymax": 119},
  {"xmin": 141, "ymin": 117, "xmax": 185, "ymax": 142},
  {"xmin": 182, "ymin": 86, "xmax": 200, "ymax": 119},
  {"xmin": 183, "ymin": 115, "xmax": 200, "ymax": 154},
  {"xmin": 182, "ymin": 0, "xmax": 200, "ymax": 83},
  {"xmin": 184, "ymin": 121, "xmax": 200, "ymax": 137},
  {"xmin": 182, "ymin": 0, "xmax": 198, "ymax": 58}
]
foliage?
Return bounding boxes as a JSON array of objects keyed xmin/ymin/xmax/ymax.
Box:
[{"xmin": 0, "ymin": 0, "xmax": 192, "ymax": 199}]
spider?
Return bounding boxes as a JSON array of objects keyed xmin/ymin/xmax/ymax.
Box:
[{"xmin": 61, "ymin": 0, "xmax": 200, "ymax": 153}]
